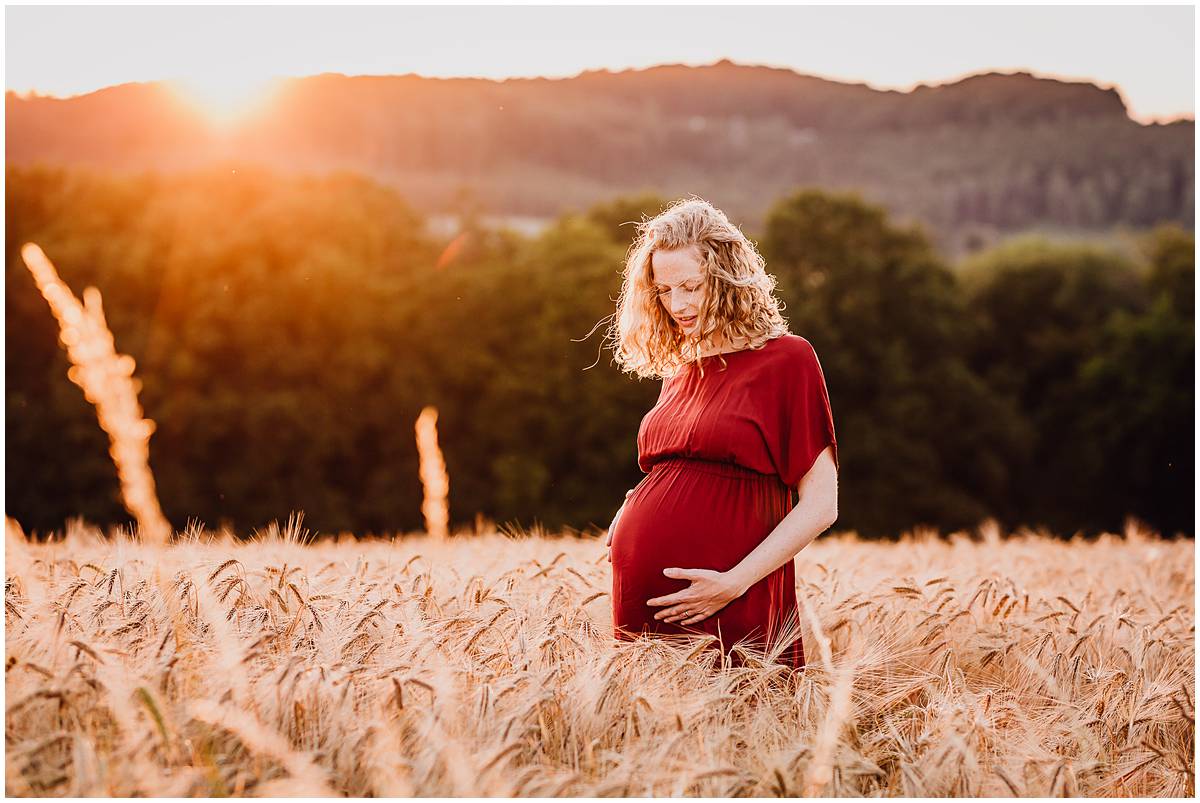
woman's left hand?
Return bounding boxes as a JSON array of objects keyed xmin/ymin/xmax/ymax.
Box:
[{"xmin": 647, "ymin": 568, "xmax": 747, "ymax": 626}]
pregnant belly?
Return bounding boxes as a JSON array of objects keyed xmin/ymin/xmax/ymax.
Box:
[{"xmin": 610, "ymin": 457, "xmax": 792, "ymax": 623}]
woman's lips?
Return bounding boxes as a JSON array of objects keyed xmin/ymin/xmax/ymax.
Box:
[{"xmin": 676, "ymin": 315, "xmax": 696, "ymax": 326}]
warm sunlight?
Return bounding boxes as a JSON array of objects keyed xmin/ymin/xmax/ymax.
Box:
[{"xmin": 168, "ymin": 71, "xmax": 282, "ymax": 129}]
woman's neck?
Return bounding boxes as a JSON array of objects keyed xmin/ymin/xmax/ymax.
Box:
[{"xmin": 693, "ymin": 332, "xmax": 752, "ymax": 358}]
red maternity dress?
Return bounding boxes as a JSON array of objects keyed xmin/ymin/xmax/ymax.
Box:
[{"xmin": 611, "ymin": 334, "xmax": 838, "ymax": 669}]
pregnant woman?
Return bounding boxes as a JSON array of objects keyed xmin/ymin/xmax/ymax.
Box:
[{"xmin": 604, "ymin": 198, "xmax": 838, "ymax": 669}]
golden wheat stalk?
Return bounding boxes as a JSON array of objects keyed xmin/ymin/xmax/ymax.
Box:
[
  {"xmin": 189, "ymin": 698, "xmax": 334, "ymax": 795},
  {"xmin": 2, "ymin": 506, "xmax": 1192, "ymax": 795},
  {"xmin": 415, "ymin": 405, "xmax": 450, "ymax": 540},
  {"xmin": 19, "ymin": 243, "xmax": 171, "ymax": 545},
  {"xmin": 798, "ymin": 590, "xmax": 858, "ymax": 796}
]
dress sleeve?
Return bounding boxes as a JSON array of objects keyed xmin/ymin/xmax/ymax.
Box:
[{"xmin": 771, "ymin": 339, "xmax": 838, "ymax": 487}]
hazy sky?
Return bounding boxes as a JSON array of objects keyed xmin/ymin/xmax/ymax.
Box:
[{"xmin": 5, "ymin": 3, "xmax": 1195, "ymax": 123}]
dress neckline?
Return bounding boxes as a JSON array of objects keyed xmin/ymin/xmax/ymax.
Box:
[
  {"xmin": 684, "ymin": 335, "xmax": 785, "ymax": 374},
  {"xmin": 694, "ymin": 334, "xmax": 784, "ymax": 361}
]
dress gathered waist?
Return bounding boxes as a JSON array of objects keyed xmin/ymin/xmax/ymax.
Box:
[{"xmin": 647, "ymin": 455, "xmax": 786, "ymax": 485}]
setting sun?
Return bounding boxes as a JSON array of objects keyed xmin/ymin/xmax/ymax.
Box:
[{"xmin": 168, "ymin": 71, "xmax": 282, "ymax": 129}]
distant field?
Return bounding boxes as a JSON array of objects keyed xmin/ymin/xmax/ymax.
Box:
[{"xmin": 4, "ymin": 518, "xmax": 1194, "ymax": 797}]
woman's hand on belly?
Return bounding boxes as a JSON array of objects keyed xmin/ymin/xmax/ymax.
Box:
[{"xmin": 646, "ymin": 567, "xmax": 750, "ymax": 627}]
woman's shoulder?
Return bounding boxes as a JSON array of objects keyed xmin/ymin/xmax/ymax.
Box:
[
  {"xmin": 762, "ymin": 333, "xmax": 819, "ymax": 362},
  {"xmin": 748, "ymin": 335, "xmax": 825, "ymax": 387}
]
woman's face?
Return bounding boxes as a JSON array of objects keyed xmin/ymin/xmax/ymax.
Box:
[{"xmin": 651, "ymin": 245, "xmax": 706, "ymax": 334}]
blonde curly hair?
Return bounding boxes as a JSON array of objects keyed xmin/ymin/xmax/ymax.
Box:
[{"xmin": 605, "ymin": 197, "xmax": 790, "ymax": 379}]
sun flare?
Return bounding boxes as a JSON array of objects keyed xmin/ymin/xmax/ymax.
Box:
[{"xmin": 168, "ymin": 71, "xmax": 282, "ymax": 129}]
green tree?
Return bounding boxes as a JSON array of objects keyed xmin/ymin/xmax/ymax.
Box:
[
  {"xmin": 6, "ymin": 165, "xmax": 440, "ymax": 535},
  {"xmin": 958, "ymin": 235, "xmax": 1155, "ymax": 534},
  {"xmin": 412, "ymin": 212, "xmax": 658, "ymax": 530},
  {"xmin": 7, "ymin": 166, "xmax": 1190, "ymax": 540},
  {"xmin": 761, "ymin": 188, "xmax": 1027, "ymax": 537},
  {"xmin": 1072, "ymin": 225, "xmax": 1193, "ymax": 536}
]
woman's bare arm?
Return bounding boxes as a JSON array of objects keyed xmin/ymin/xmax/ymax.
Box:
[{"xmin": 725, "ymin": 445, "xmax": 838, "ymax": 593}]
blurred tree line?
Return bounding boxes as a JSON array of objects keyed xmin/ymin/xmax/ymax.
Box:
[{"xmin": 5, "ymin": 165, "xmax": 1193, "ymax": 539}]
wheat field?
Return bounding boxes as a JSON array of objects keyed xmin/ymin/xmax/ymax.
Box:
[{"xmin": 3, "ymin": 515, "xmax": 1194, "ymax": 797}]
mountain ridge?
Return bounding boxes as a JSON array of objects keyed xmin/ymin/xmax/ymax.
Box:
[{"xmin": 6, "ymin": 61, "xmax": 1193, "ymax": 255}]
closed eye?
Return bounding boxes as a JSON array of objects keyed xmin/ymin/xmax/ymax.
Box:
[{"xmin": 655, "ymin": 283, "xmax": 701, "ymax": 295}]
